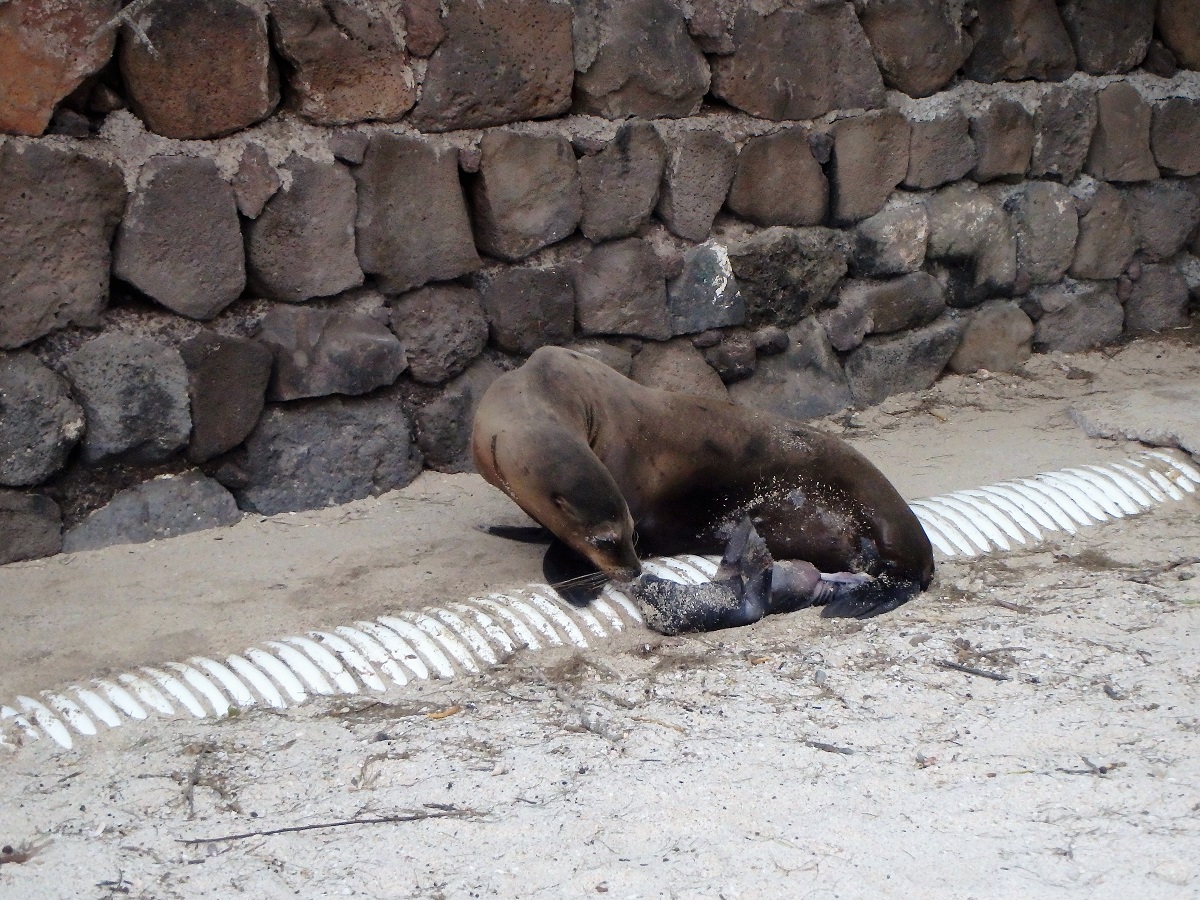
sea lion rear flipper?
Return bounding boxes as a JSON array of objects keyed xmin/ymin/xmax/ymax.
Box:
[
  {"xmin": 543, "ymin": 539, "xmax": 607, "ymax": 606},
  {"xmin": 819, "ymin": 574, "xmax": 922, "ymax": 619}
]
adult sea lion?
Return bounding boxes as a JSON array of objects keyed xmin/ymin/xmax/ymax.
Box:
[{"xmin": 470, "ymin": 346, "xmax": 933, "ymax": 632}]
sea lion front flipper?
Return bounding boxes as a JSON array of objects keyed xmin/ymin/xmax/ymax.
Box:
[
  {"xmin": 543, "ymin": 539, "xmax": 607, "ymax": 606},
  {"xmin": 480, "ymin": 524, "xmax": 553, "ymax": 544}
]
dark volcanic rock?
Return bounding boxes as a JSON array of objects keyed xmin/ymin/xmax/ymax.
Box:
[
  {"xmin": 1006, "ymin": 181, "xmax": 1078, "ymax": 285},
  {"xmin": 0, "ymin": 144, "xmax": 125, "ymax": 350},
  {"xmin": 667, "ymin": 241, "xmax": 745, "ymax": 336},
  {"xmin": 1152, "ymin": 98, "xmax": 1200, "ymax": 177},
  {"xmin": 630, "ymin": 339, "xmax": 729, "ymax": 401},
  {"xmin": 1030, "ymin": 83, "xmax": 1097, "ymax": 182},
  {"xmin": 114, "ymin": 156, "xmax": 245, "ymax": 319},
  {"xmin": 63, "ymin": 472, "xmax": 241, "ymax": 553},
  {"xmin": 233, "ymin": 143, "xmax": 282, "ymax": 219},
  {"xmin": 1125, "ymin": 180, "xmax": 1200, "ymax": 260},
  {"xmin": 1125, "ymin": 264, "xmax": 1190, "ymax": 334},
  {"xmin": 853, "ymin": 203, "xmax": 929, "ymax": 276},
  {"xmin": 728, "ymin": 318, "xmax": 850, "ymax": 421},
  {"xmin": 389, "ymin": 285, "xmax": 488, "ymax": 384},
  {"xmin": 0, "ymin": 353, "xmax": 84, "ymax": 487},
  {"xmin": 478, "ymin": 267, "xmax": 575, "ymax": 355},
  {"xmin": 924, "ymin": 183, "xmax": 1017, "ymax": 306},
  {"xmin": 471, "ymin": 131, "xmax": 581, "ymax": 261},
  {"xmin": 415, "ymin": 356, "xmax": 504, "ymax": 473},
  {"xmin": 354, "ymin": 134, "xmax": 481, "ymax": 293},
  {"xmin": 119, "ymin": 0, "xmax": 279, "ymax": 139},
  {"xmin": 964, "ymin": 0, "xmax": 1076, "ymax": 82},
  {"xmin": 410, "ymin": 0, "xmax": 573, "ymax": 131},
  {"xmin": 948, "ymin": 300, "xmax": 1034, "ymax": 373},
  {"xmin": 246, "ymin": 156, "xmax": 363, "ymax": 302},
  {"xmin": 64, "ymin": 333, "xmax": 191, "ymax": 465},
  {"xmin": 1158, "ymin": 0, "xmax": 1200, "ymax": 70},
  {"xmin": 0, "ymin": 491, "xmax": 62, "ymax": 564},
  {"xmin": 579, "ymin": 122, "xmax": 666, "ymax": 242},
  {"xmin": 821, "ymin": 272, "xmax": 946, "ymax": 352},
  {"xmin": 180, "ymin": 331, "xmax": 272, "ymax": 465},
  {"xmin": 1069, "ymin": 180, "xmax": 1137, "ymax": 279},
  {"xmin": 259, "ymin": 305, "xmax": 407, "ymax": 401},
  {"xmin": 573, "ymin": 0, "xmax": 710, "ymax": 119},
  {"xmin": 574, "ymin": 239, "xmax": 671, "ymax": 340},
  {"xmin": 0, "ymin": 0, "xmax": 118, "ymax": 136},
  {"xmin": 329, "ymin": 130, "xmax": 370, "ymax": 165},
  {"xmin": 726, "ymin": 227, "xmax": 849, "ymax": 327},
  {"xmin": 726, "ymin": 128, "xmax": 828, "ymax": 227},
  {"xmin": 268, "ymin": 0, "xmax": 416, "ymax": 125},
  {"xmin": 1058, "ymin": 0, "xmax": 1154, "ymax": 74},
  {"xmin": 969, "ymin": 98, "xmax": 1035, "ymax": 182},
  {"xmin": 829, "ymin": 110, "xmax": 911, "ymax": 224},
  {"xmin": 1029, "ymin": 279, "xmax": 1124, "ymax": 352},
  {"xmin": 221, "ymin": 395, "xmax": 423, "ymax": 515},
  {"xmin": 902, "ymin": 103, "xmax": 976, "ymax": 190},
  {"xmin": 844, "ymin": 316, "xmax": 965, "ymax": 407},
  {"xmin": 656, "ymin": 130, "xmax": 738, "ymax": 242},
  {"xmin": 1143, "ymin": 39, "xmax": 1179, "ymax": 78},
  {"xmin": 702, "ymin": 333, "xmax": 756, "ymax": 384},
  {"xmin": 711, "ymin": 3, "xmax": 884, "ymax": 121},
  {"xmin": 854, "ymin": 0, "xmax": 973, "ymax": 98},
  {"xmin": 1084, "ymin": 81, "xmax": 1159, "ymax": 182}
]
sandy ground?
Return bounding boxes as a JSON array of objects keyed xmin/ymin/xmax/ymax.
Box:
[{"xmin": 1, "ymin": 337, "xmax": 1199, "ymax": 899}]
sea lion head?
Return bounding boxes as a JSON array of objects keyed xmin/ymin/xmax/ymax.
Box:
[{"xmin": 544, "ymin": 484, "xmax": 642, "ymax": 583}]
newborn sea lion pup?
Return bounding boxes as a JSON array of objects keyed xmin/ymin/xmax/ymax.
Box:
[{"xmin": 470, "ymin": 347, "xmax": 933, "ymax": 632}]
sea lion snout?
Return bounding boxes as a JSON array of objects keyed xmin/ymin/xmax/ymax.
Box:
[{"xmin": 585, "ymin": 531, "xmax": 642, "ymax": 582}]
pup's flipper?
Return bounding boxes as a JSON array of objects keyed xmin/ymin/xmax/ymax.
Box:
[
  {"xmin": 542, "ymin": 539, "xmax": 607, "ymax": 606},
  {"xmin": 818, "ymin": 574, "xmax": 922, "ymax": 619}
]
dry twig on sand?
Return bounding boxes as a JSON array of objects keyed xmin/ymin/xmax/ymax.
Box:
[{"xmin": 179, "ymin": 806, "xmax": 482, "ymax": 845}]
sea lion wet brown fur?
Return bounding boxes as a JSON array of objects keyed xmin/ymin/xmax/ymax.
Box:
[{"xmin": 471, "ymin": 346, "xmax": 934, "ymax": 627}]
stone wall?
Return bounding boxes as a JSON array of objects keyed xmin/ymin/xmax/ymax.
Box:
[{"xmin": 2, "ymin": 0, "xmax": 1200, "ymax": 563}]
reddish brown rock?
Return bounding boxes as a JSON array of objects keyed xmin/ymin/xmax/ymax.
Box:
[
  {"xmin": 0, "ymin": 0, "xmax": 118, "ymax": 136},
  {"xmin": 964, "ymin": 0, "xmax": 1077, "ymax": 82},
  {"xmin": 579, "ymin": 122, "xmax": 666, "ymax": 242},
  {"xmin": 726, "ymin": 128, "xmax": 828, "ymax": 228},
  {"xmin": 854, "ymin": 0, "xmax": 973, "ymax": 98},
  {"xmin": 657, "ymin": 130, "xmax": 738, "ymax": 242},
  {"xmin": 114, "ymin": 156, "xmax": 245, "ymax": 320},
  {"xmin": 390, "ymin": 285, "xmax": 488, "ymax": 385},
  {"xmin": 829, "ymin": 110, "xmax": 911, "ymax": 224},
  {"xmin": 1058, "ymin": 0, "xmax": 1154, "ymax": 74},
  {"xmin": 1158, "ymin": 0, "xmax": 1200, "ymax": 70},
  {"xmin": 477, "ymin": 267, "xmax": 575, "ymax": 355},
  {"xmin": 630, "ymin": 339, "xmax": 729, "ymax": 401},
  {"xmin": 573, "ymin": 0, "xmax": 710, "ymax": 119},
  {"xmin": 354, "ymin": 134, "xmax": 481, "ymax": 293},
  {"xmin": 902, "ymin": 104, "xmax": 976, "ymax": 189},
  {"xmin": 574, "ymin": 239, "xmax": 671, "ymax": 340},
  {"xmin": 0, "ymin": 144, "xmax": 125, "ymax": 350},
  {"xmin": 1084, "ymin": 81, "xmax": 1159, "ymax": 182},
  {"xmin": 233, "ymin": 143, "xmax": 282, "ymax": 219},
  {"xmin": 1152, "ymin": 98, "xmax": 1200, "ymax": 177},
  {"xmin": 711, "ymin": 4, "xmax": 884, "ymax": 121},
  {"xmin": 246, "ymin": 156, "xmax": 363, "ymax": 302},
  {"xmin": 948, "ymin": 300, "xmax": 1034, "ymax": 374},
  {"xmin": 269, "ymin": 0, "xmax": 416, "ymax": 125},
  {"xmin": 401, "ymin": 0, "xmax": 444, "ymax": 57},
  {"xmin": 969, "ymin": 98, "xmax": 1034, "ymax": 182},
  {"xmin": 119, "ymin": 0, "xmax": 279, "ymax": 140},
  {"xmin": 410, "ymin": 0, "xmax": 573, "ymax": 131},
  {"xmin": 471, "ymin": 131, "xmax": 581, "ymax": 262}
]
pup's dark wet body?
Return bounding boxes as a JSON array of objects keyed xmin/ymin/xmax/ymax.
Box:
[{"xmin": 471, "ymin": 347, "xmax": 934, "ymax": 630}]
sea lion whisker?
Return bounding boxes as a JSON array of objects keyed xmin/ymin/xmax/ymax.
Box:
[{"xmin": 549, "ymin": 571, "xmax": 609, "ymax": 589}]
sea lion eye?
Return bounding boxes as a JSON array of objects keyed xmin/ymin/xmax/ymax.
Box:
[{"xmin": 588, "ymin": 536, "xmax": 619, "ymax": 552}]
